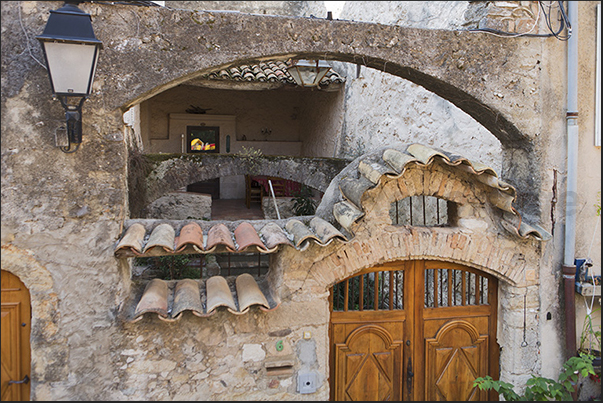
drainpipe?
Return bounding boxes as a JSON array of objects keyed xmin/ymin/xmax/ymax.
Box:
[{"xmin": 563, "ymin": 1, "xmax": 578, "ymax": 360}]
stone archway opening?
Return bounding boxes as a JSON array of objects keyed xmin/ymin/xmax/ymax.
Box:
[
  {"xmin": 122, "ymin": 54, "xmax": 522, "ymax": 223},
  {"xmin": 122, "ymin": 57, "xmax": 348, "ymax": 221}
]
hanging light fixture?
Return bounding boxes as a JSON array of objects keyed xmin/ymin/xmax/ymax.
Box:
[
  {"xmin": 286, "ymin": 59, "xmax": 331, "ymax": 88},
  {"xmin": 36, "ymin": 1, "xmax": 103, "ymax": 153}
]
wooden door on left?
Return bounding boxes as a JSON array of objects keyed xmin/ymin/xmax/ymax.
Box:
[{"xmin": 1, "ymin": 270, "xmax": 31, "ymax": 401}]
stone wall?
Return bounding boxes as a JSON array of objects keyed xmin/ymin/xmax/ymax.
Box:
[
  {"xmin": 1, "ymin": 1, "xmax": 600, "ymax": 400},
  {"xmin": 145, "ymin": 192, "xmax": 212, "ymax": 220},
  {"xmin": 132, "ymin": 154, "xmax": 348, "ymax": 218}
]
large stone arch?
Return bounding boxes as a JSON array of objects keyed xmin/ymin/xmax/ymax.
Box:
[{"xmin": 81, "ymin": 4, "xmax": 543, "ymax": 216}]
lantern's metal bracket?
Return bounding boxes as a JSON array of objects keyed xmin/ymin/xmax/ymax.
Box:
[{"xmin": 57, "ymin": 95, "xmax": 86, "ymax": 153}]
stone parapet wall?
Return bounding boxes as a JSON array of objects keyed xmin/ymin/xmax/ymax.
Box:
[
  {"xmin": 145, "ymin": 192, "xmax": 212, "ymax": 220},
  {"xmin": 262, "ymin": 196, "xmax": 296, "ymax": 219}
]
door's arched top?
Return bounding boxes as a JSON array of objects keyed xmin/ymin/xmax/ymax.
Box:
[{"xmin": 430, "ymin": 319, "xmax": 483, "ymax": 344}]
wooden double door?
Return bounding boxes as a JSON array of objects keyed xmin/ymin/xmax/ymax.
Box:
[{"xmin": 329, "ymin": 260, "xmax": 499, "ymax": 401}]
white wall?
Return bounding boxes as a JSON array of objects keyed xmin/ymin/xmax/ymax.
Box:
[{"xmin": 332, "ymin": 1, "xmax": 503, "ymax": 172}]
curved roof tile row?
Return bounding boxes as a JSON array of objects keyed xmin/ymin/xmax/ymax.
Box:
[
  {"xmin": 331, "ymin": 143, "xmax": 551, "ymax": 241},
  {"xmin": 115, "ymin": 143, "xmax": 550, "ymax": 262},
  {"xmin": 129, "ymin": 273, "xmax": 280, "ymax": 322},
  {"xmin": 201, "ymin": 60, "xmax": 345, "ymax": 86},
  {"xmin": 115, "ymin": 217, "xmax": 347, "ymax": 258}
]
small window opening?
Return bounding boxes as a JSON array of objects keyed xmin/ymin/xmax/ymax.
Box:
[
  {"xmin": 389, "ymin": 195, "xmax": 450, "ymax": 226},
  {"xmin": 133, "ymin": 253, "xmax": 269, "ymax": 281}
]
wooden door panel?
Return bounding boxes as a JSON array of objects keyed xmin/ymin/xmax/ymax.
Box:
[
  {"xmin": 1, "ymin": 304, "xmax": 20, "ymax": 401},
  {"xmin": 330, "ymin": 261, "xmax": 497, "ymax": 401},
  {"xmin": 424, "ymin": 319, "xmax": 489, "ymax": 401},
  {"xmin": 333, "ymin": 324, "xmax": 403, "ymax": 401},
  {"xmin": 1, "ymin": 270, "xmax": 31, "ymax": 402}
]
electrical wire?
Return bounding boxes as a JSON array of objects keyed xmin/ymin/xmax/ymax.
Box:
[
  {"xmin": 18, "ymin": 1, "xmax": 47, "ymax": 70},
  {"xmin": 539, "ymin": 0, "xmax": 572, "ymax": 41},
  {"xmin": 469, "ymin": 1, "xmax": 571, "ymax": 41}
]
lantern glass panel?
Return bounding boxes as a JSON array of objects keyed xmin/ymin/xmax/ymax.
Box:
[
  {"xmin": 299, "ymin": 68, "xmax": 320, "ymax": 86},
  {"xmin": 43, "ymin": 41, "xmax": 98, "ymax": 95}
]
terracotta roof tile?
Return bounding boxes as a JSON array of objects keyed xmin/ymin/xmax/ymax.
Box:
[
  {"xmin": 115, "ymin": 222, "xmax": 146, "ymax": 254},
  {"xmin": 143, "ymin": 223, "xmax": 175, "ymax": 254},
  {"xmin": 206, "ymin": 275, "xmax": 238, "ymax": 313},
  {"xmin": 115, "ymin": 143, "xmax": 550, "ymax": 264},
  {"xmin": 132, "ymin": 279, "xmax": 169, "ymax": 321},
  {"xmin": 234, "ymin": 222, "xmax": 268, "ymax": 253},
  {"xmin": 206, "ymin": 223, "xmax": 236, "ymax": 253},
  {"xmin": 258, "ymin": 222, "xmax": 294, "ymax": 251},
  {"xmin": 174, "ymin": 222, "xmax": 204, "ymax": 252},
  {"xmin": 235, "ymin": 273, "xmax": 270, "ymax": 313},
  {"xmin": 171, "ymin": 278, "xmax": 204, "ymax": 319},
  {"xmin": 201, "ymin": 60, "xmax": 345, "ymax": 87},
  {"xmin": 127, "ymin": 274, "xmax": 280, "ymax": 322}
]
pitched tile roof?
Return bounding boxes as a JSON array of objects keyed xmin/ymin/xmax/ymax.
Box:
[
  {"xmin": 329, "ymin": 143, "xmax": 551, "ymax": 241},
  {"xmin": 200, "ymin": 60, "xmax": 345, "ymax": 87}
]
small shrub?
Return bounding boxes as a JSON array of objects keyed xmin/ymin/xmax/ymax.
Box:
[
  {"xmin": 474, "ymin": 353, "xmax": 596, "ymax": 401},
  {"xmin": 292, "ymin": 185, "xmax": 317, "ymax": 216}
]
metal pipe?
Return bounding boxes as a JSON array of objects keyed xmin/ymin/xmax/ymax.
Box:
[
  {"xmin": 563, "ymin": 0, "xmax": 578, "ymax": 359},
  {"xmin": 268, "ymin": 179, "xmax": 281, "ymax": 220}
]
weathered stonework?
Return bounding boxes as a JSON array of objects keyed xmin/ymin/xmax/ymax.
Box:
[
  {"xmin": 134, "ymin": 154, "xmax": 348, "ymax": 217},
  {"xmin": 145, "ymin": 192, "xmax": 212, "ymax": 220},
  {"xmin": 1, "ymin": 1, "xmax": 600, "ymax": 401}
]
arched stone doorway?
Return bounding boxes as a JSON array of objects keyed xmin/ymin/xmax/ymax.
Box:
[{"xmin": 329, "ymin": 260, "xmax": 499, "ymax": 401}]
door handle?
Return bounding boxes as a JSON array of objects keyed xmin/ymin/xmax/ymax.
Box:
[
  {"xmin": 406, "ymin": 356, "xmax": 414, "ymax": 391},
  {"xmin": 9, "ymin": 375, "xmax": 30, "ymax": 385}
]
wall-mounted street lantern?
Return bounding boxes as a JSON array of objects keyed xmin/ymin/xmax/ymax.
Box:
[
  {"xmin": 286, "ymin": 59, "xmax": 331, "ymax": 88},
  {"xmin": 36, "ymin": 1, "xmax": 102, "ymax": 153}
]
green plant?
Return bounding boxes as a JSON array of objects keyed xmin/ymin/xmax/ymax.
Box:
[
  {"xmin": 292, "ymin": 185, "xmax": 317, "ymax": 216},
  {"xmin": 579, "ymin": 306, "xmax": 602, "ymax": 355},
  {"xmin": 473, "ymin": 353, "xmax": 596, "ymax": 401}
]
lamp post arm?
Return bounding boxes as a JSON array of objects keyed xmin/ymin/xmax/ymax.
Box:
[{"xmin": 58, "ymin": 95, "xmax": 86, "ymax": 153}]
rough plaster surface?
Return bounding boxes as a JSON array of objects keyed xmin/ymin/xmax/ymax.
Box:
[
  {"xmin": 145, "ymin": 192, "xmax": 212, "ymax": 220},
  {"xmin": 335, "ymin": 1, "xmax": 502, "ymax": 173},
  {"xmin": 1, "ymin": 1, "xmax": 600, "ymax": 400}
]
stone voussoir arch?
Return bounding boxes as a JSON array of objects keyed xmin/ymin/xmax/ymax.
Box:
[
  {"xmin": 102, "ymin": 6, "xmax": 535, "ymax": 146},
  {"xmin": 310, "ymin": 230, "xmax": 538, "ymax": 290},
  {"xmin": 95, "ymin": 5, "xmax": 540, "ymax": 215}
]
